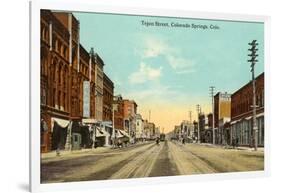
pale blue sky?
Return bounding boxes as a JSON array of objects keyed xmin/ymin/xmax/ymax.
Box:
[{"xmin": 73, "ymin": 12, "xmax": 264, "ymax": 130}]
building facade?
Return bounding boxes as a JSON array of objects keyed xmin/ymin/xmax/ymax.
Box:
[
  {"xmin": 94, "ymin": 54, "xmax": 104, "ymax": 121},
  {"xmin": 135, "ymin": 114, "xmax": 144, "ymax": 140},
  {"xmin": 40, "ymin": 10, "xmax": 114, "ymax": 152},
  {"xmin": 113, "ymin": 95, "xmax": 125, "ymax": 131},
  {"xmin": 123, "ymin": 100, "xmax": 138, "ymax": 138},
  {"xmin": 144, "ymin": 120, "xmax": 156, "ymax": 140},
  {"xmin": 180, "ymin": 120, "xmax": 194, "ymax": 141},
  {"xmin": 103, "ymin": 73, "xmax": 114, "ymax": 122},
  {"xmin": 198, "ymin": 113, "xmax": 209, "ymax": 143},
  {"xmin": 214, "ymin": 92, "xmax": 231, "ymax": 144},
  {"xmin": 230, "ymin": 73, "xmax": 264, "ymax": 147},
  {"xmin": 214, "ymin": 92, "xmax": 231, "ymax": 128}
]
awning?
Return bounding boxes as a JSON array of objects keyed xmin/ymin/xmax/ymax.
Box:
[
  {"xmin": 82, "ymin": 119, "xmax": 98, "ymax": 124},
  {"xmin": 257, "ymin": 112, "xmax": 264, "ymax": 118},
  {"xmin": 230, "ymin": 119, "xmax": 241, "ymax": 125},
  {"xmin": 245, "ymin": 116, "xmax": 253, "ymax": 120},
  {"xmin": 51, "ymin": 117, "xmax": 70, "ymax": 131},
  {"xmin": 95, "ymin": 127, "xmax": 110, "ymax": 137},
  {"xmin": 115, "ymin": 129, "xmax": 123, "ymax": 138},
  {"xmin": 119, "ymin": 130, "xmax": 130, "ymax": 138}
]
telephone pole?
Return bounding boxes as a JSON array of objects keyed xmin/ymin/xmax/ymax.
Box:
[
  {"xmin": 209, "ymin": 86, "xmax": 215, "ymax": 145},
  {"xmin": 196, "ymin": 104, "xmax": 200, "ymax": 143},
  {"xmin": 248, "ymin": 40, "xmax": 259, "ymax": 151}
]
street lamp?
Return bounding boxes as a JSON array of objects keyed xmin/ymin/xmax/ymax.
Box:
[{"xmin": 248, "ymin": 40, "xmax": 259, "ymax": 151}]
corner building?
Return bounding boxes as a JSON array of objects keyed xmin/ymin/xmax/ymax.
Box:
[
  {"xmin": 230, "ymin": 73, "xmax": 264, "ymax": 147},
  {"xmin": 40, "ymin": 10, "xmax": 114, "ymax": 152}
]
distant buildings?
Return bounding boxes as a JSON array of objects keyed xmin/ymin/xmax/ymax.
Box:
[
  {"xmin": 198, "ymin": 113, "xmax": 211, "ymax": 143},
  {"xmin": 172, "ymin": 72, "xmax": 264, "ymax": 148},
  {"xmin": 144, "ymin": 120, "xmax": 157, "ymax": 140},
  {"xmin": 172, "ymin": 120, "xmax": 194, "ymax": 142},
  {"xmin": 135, "ymin": 114, "xmax": 144, "ymax": 140}
]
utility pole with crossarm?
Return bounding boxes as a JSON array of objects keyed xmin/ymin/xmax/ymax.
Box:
[
  {"xmin": 248, "ymin": 40, "xmax": 259, "ymax": 151},
  {"xmin": 209, "ymin": 86, "xmax": 215, "ymax": 145}
]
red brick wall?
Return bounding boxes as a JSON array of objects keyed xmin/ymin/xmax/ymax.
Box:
[{"xmin": 231, "ymin": 73, "xmax": 264, "ymax": 121}]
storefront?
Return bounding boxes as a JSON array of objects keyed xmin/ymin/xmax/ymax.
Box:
[
  {"xmin": 51, "ymin": 117, "xmax": 70, "ymax": 150},
  {"xmin": 230, "ymin": 113, "xmax": 264, "ymax": 147}
]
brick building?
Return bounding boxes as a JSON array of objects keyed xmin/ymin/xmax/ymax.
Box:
[
  {"xmin": 103, "ymin": 73, "xmax": 114, "ymax": 122},
  {"xmin": 214, "ymin": 92, "xmax": 231, "ymax": 144},
  {"xmin": 40, "ymin": 10, "xmax": 114, "ymax": 152},
  {"xmin": 230, "ymin": 72, "xmax": 264, "ymax": 147},
  {"xmin": 123, "ymin": 100, "xmax": 138, "ymax": 138},
  {"xmin": 113, "ymin": 95, "xmax": 125, "ymax": 131},
  {"xmin": 214, "ymin": 92, "xmax": 231, "ymax": 128}
]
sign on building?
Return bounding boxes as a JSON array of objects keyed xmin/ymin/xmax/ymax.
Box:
[{"xmin": 83, "ymin": 81, "xmax": 90, "ymax": 118}]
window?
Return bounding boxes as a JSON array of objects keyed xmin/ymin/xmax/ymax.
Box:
[
  {"xmin": 58, "ymin": 91, "xmax": 61, "ymax": 110},
  {"xmin": 53, "ymin": 88, "xmax": 56, "ymax": 107},
  {"xmin": 261, "ymin": 90, "xmax": 264, "ymax": 107}
]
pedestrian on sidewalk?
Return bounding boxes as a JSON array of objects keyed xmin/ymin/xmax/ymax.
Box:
[
  {"xmin": 232, "ymin": 138, "xmax": 236, "ymax": 149},
  {"xmin": 56, "ymin": 146, "xmax": 60, "ymax": 156},
  {"xmin": 236, "ymin": 137, "xmax": 239, "ymax": 148}
]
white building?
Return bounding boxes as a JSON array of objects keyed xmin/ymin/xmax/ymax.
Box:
[{"xmin": 135, "ymin": 114, "xmax": 144, "ymax": 140}]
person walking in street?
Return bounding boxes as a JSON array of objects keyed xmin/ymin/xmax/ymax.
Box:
[{"xmin": 156, "ymin": 137, "xmax": 160, "ymax": 145}]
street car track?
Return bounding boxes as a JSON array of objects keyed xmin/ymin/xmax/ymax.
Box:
[
  {"xmin": 41, "ymin": 142, "xmax": 155, "ymax": 183},
  {"xmin": 148, "ymin": 141, "xmax": 179, "ymax": 177},
  {"xmin": 110, "ymin": 143, "xmax": 164, "ymax": 179},
  {"xmin": 170, "ymin": 141, "xmax": 218, "ymax": 174}
]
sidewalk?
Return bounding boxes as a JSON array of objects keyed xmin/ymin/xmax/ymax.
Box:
[
  {"xmin": 41, "ymin": 146, "xmax": 111, "ymax": 162},
  {"xmin": 41, "ymin": 142, "xmax": 150, "ymax": 162},
  {"xmin": 199, "ymin": 142, "xmax": 264, "ymax": 152}
]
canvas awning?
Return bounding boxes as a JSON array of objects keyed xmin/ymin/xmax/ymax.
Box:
[
  {"xmin": 51, "ymin": 117, "xmax": 70, "ymax": 132},
  {"xmin": 119, "ymin": 130, "xmax": 130, "ymax": 138},
  {"xmin": 257, "ymin": 112, "xmax": 264, "ymax": 118},
  {"xmin": 95, "ymin": 127, "xmax": 110, "ymax": 137},
  {"xmin": 245, "ymin": 116, "xmax": 253, "ymax": 120},
  {"xmin": 230, "ymin": 119, "xmax": 241, "ymax": 125},
  {"xmin": 82, "ymin": 118, "xmax": 98, "ymax": 124}
]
